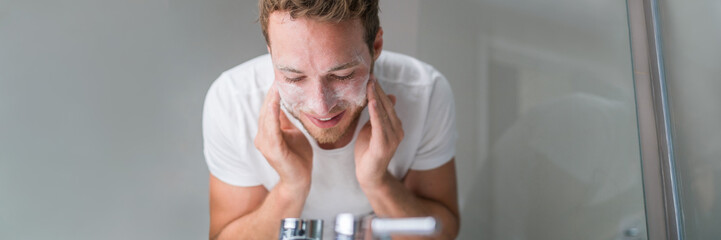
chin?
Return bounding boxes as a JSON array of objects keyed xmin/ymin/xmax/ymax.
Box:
[
  {"xmin": 311, "ymin": 128, "xmax": 347, "ymax": 144},
  {"xmin": 297, "ymin": 104, "xmax": 365, "ymax": 144}
]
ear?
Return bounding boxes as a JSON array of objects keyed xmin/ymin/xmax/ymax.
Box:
[
  {"xmin": 267, "ymin": 45, "xmax": 272, "ymax": 55},
  {"xmin": 372, "ymin": 27, "xmax": 383, "ymax": 61}
]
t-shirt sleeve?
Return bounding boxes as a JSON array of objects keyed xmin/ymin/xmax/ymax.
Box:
[
  {"xmin": 202, "ymin": 74, "xmax": 262, "ymax": 186},
  {"xmin": 410, "ymin": 71, "xmax": 459, "ymax": 170}
]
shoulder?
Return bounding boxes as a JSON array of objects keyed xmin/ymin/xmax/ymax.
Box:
[
  {"xmin": 209, "ymin": 54, "xmax": 274, "ymax": 99},
  {"xmin": 374, "ymin": 51, "xmax": 445, "ymax": 87},
  {"xmin": 203, "ymin": 54, "xmax": 274, "ymax": 136},
  {"xmin": 204, "ymin": 54, "xmax": 273, "ymax": 114},
  {"xmin": 373, "ymin": 51, "xmax": 453, "ymax": 106}
]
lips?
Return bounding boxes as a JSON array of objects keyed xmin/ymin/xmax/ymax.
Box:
[{"xmin": 305, "ymin": 110, "xmax": 345, "ymax": 129}]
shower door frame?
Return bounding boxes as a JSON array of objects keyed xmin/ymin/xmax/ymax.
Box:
[{"xmin": 627, "ymin": 0, "xmax": 683, "ymax": 239}]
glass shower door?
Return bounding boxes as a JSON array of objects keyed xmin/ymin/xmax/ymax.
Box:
[
  {"xmin": 408, "ymin": 1, "xmax": 649, "ymax": 239},
  {"xmin": 658, "ymin": 0, "xmax": 721, "ymax": 238}
]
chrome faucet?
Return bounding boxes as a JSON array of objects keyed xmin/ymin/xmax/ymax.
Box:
[
  {"xmin": 279, "ymin": 214, "xmax": 438, "ymax": 240},
  {"xmin": 279, "ymin": 218, "xmax": 323, "ymax": 240}
]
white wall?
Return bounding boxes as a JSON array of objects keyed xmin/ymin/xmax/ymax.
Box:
[
  {"xmin": 1, "ymin": 1, "xmax": 653, "ymax": 239},
  {"xmin": 0, "ymin": 1, "xmax": 266, "ymax": 238},
  {"xmin": 0, "ymin": 1, "xmax": 479, "ymax": 239}
]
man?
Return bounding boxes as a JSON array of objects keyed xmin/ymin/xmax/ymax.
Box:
[{"xmin": 203, "ymin": 0, "xmax": 459, "ymax": 239}]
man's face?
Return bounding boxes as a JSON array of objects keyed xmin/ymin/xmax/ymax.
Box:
[{"xmin": 267, "ymin": 11, "xmax": 373, "ymax": 144}]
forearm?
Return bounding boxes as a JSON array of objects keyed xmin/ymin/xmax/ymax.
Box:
[
  {"xmin": 213, "ymin": 182, "xmax": 309, "ymax": 240},
  {"xmin": 360, "ymin": 173, "xmax": 459, "ymax": 240}
]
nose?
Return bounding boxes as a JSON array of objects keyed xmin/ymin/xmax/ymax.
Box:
[{"xmin": 309, "ymin": 80, "xmax": 338, "ymax": 115}]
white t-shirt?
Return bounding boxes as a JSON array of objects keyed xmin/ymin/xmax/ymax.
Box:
[{"xmin": 202, "ymin": 51, "xmax": 457, "ymax": 236}]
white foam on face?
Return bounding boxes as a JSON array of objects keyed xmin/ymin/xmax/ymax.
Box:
[
  {"xmin": 338, "ymin": 73, "xmax": 368, "ymax": 106},
  {"xmin": 277, "ymin": 54, "xmax": 369, "ymax": 117},
  {"xmin": 340, "ymin": 52, "xmax": 370, "ymax": 108},
  {"xmin": 277, "ymin": 81, "xmax": 305, "ymax": 111}
]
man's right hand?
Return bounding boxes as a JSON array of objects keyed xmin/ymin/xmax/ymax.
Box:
[{"xmin": 254, "ymin": 83, "xmax": 313, "ymax": 193}]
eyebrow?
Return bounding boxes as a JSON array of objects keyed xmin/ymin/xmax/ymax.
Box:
[
  {"xmin": 277, "ymin": 66, "xmax": 303, "ymax": 74},
  {"xmin": 326, "ymin": 60, "xmax": 360, "ymax": 72},
  {"xmin": 276, "ymin": 60, "xmax": 360, "ymax": 74}
]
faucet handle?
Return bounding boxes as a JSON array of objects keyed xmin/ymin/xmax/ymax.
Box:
[
  {"xmin": 334, "ymin": 213, "xmax": 439, "ymax": 240},
  {"xmin": 370, "ymin": 217, "xmax": 438, "ymax": 238}
]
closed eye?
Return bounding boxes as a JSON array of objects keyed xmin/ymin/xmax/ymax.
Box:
[
  {"xmin": 332, "ymin": 72, "xmax": 355, "ymax": 80},
  {"xmin": 284, "ymin": 76, "xmax": 304, "ymax": 82}
]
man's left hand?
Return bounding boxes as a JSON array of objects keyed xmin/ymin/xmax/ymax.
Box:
[{"xmin": 354, "ymin": 75, "xmax": 404, "ymax": 187}]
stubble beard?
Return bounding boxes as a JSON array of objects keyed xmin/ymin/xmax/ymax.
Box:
[{"xmin": 284, "ymin": 100, "xmax": 367, "ymax": 144}]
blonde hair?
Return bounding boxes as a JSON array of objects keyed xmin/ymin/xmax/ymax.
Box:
[{"xmin": 259, "ymin": 0, "xmax": 380, "ymax": 57}]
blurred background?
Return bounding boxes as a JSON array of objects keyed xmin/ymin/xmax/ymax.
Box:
[{"xmin": 1, "ymin": 0, "xmax": 719, "ymax": 239}]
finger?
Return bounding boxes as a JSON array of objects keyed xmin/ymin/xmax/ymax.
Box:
[
  {"xmin": 374, "ymin": 86, "xmax": 404, "ymax": 142},
  {"xmin": 278, "ymin": 107, "xmax": 296, "ymax": 131},
  {"xmin": 373, "ymin": 78, "xmax": 399, "ymax": 120},
  {"xmin": 267, "ymin": 84, "xmax": 298, "ymax": 132},
  {"xmin": 372, "ymin": 78, "xmax": 401, "ymax": 132},
  {"xmin": 373, "ymin": 76, "xmax": 394, "ymax": 110},
  {"xmin": 365, "ymin": 74, "xmax": 375, "ymax": 102},
  {"xmin": 258, "ymin": 85, "xmax": 273, "ymax": 125},
  {"xmin": 366, "ymin": 79, "xmax": 385, "ymax": 141},
  {"xmin": 369, "ymin": 77, "xmax": 389, "ymax": 120},
  {"xmin": 261, "ymin": 83, "xmax": 278, "ymax": 111},
  {"xmin": 385, "ymin": 94, "xmax": 402, "ymax": 130},
  {"xmin": 369, "ymin": 81, "xmax": 398, "ymax": 145},
  {"xmin": 366, "ymin": 76, "xmax": 377, "ymax": 108},
  {"xmin": 368, "ymin": 98, "xmax": 386, "ymax": 144},
  {"xmin": 386, "ymin": 94, "xmax": 402, "ymax": 122},
  {"xmin": 265, "ymin": 84, "xmax": 282, "ymax": 136},
  {"xmin": 388, "ymin": 95, "xmax": 396, "ymax": 106}
]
